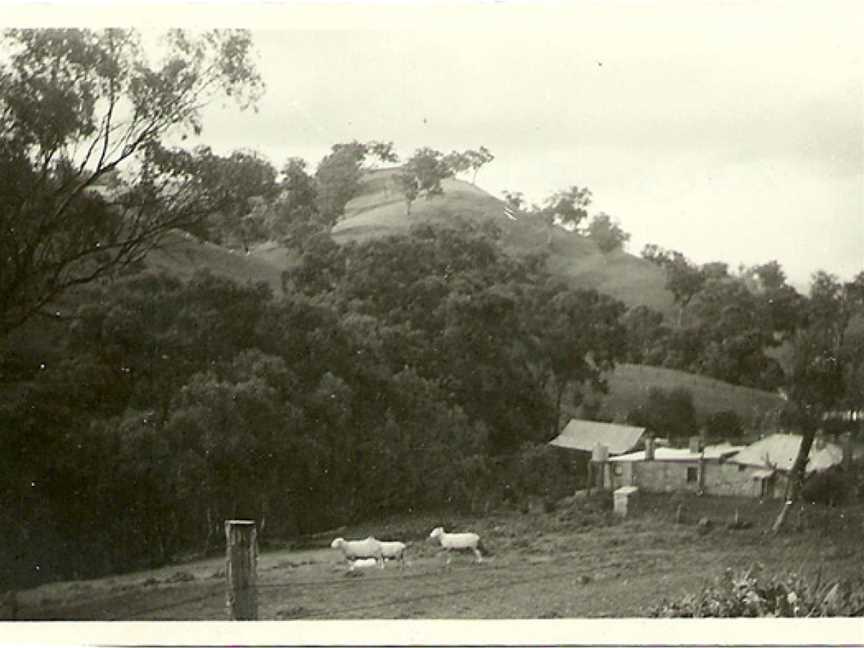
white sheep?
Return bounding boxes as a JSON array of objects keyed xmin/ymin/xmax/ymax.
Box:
[
  {"xmin": 330, "ymin": 536, "xmax": 384, "ymax": 568},
  {"xmin": 348, "ymin": 557, "xmax": 379, "ymax": 571},
  {"xmin": 429, "ymin": 526, "xmax": 486, "ymax": 564},
  {"xmin": 379, "ymin": 540, "xmax": 408, "ymax": 568}
]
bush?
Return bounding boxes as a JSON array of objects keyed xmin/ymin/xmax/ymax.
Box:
[
  {"xmin": 801, "ymin": 468, "xmax": 851, "ymax": 506},
  {"xmin": 504, "ymin": 443, "xmax": 576, "ymax": 504},
  {"xmin": 627, "ymin": 387, "xmax": 697, "ymax": 442},
  {"xmin": 650, "ymin": 564, "xmax": 864, "ymax": 617},
  {"xmin": 704, "ymin": 410, "xmax": 743, "ymax": 442}
]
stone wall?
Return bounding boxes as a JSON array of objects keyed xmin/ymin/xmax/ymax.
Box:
[{"xmin": 607, "ymin": 459, "xmax": 785, "ymax": 498}]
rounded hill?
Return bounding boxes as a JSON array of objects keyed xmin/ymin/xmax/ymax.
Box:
[{"xmin": 331, "ymin": 168, "xmax": 675, "ymax": 316}]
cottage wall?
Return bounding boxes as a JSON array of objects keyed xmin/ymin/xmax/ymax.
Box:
[
  {"xmin": 633, "ymin": 460, "xmax": 702, "ymax": 493},
  {"xmin": 607, "ymin": 459, "xmax": 787, "ymax": 498},
  {"xmin": 702, "ymin": 463, "xmax": 762, "ymax": 497}
]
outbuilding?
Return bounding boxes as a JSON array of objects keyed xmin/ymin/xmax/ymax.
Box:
[
  {"xmin": 549, "ymin": 419, "xmax": 646, "ymax": 456},
  {"xmin": 549, "ymin": 419, "xmax": 647, "ymax": 488}
]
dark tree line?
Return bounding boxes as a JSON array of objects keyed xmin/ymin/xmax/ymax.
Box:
[{"xmin": 624, "ymin": 250, "xmax": 816, "ymax": 391}]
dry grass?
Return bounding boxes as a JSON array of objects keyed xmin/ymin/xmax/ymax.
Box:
[
  {"xmin": 333, "ymin": 171, "xmax": 676, "ymax": 316},
  {"xmin": 145, "ymin": 230, "xmax": 285, "ymax": 295},
  {"xmin": 596, "ymin": 363, "xmax": 784, "ymax": 423},
  {"xmin": 14, "ymin": 494, "xmax": 864, "ymax": 620}
]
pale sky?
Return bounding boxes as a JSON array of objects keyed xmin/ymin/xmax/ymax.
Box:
[{"xmin": 8, "ymin": 1, "xmax": 864, "ymax": 287}]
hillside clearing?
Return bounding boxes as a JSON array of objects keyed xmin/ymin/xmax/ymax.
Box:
[
  {"xmin": 592, "ymin": 363, "xmax": 784, "ymax": 424},
  {"xmin": 146, "ymin": 230, "xmax": 285, "ymax": 295},
  {"xmin": 332, "ymin": 170, "xmax": 675, "ymax": 316},
  {"xmin": 14, "ymin": 494, "xmax": 863, "ymax": 620}
]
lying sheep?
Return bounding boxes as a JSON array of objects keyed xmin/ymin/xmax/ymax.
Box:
[
  {"xmin": 348, "ymin": 557, "xmax": 379, "ymax": 571},
  {"xmin": 379, "ymin": 540, "xmax": 408, "ymax": 568},
  {"xmin": 429, "ymin": 526, "xmax": 486, "ymax": 564},
  {"xmin": 330, "ymin": 536, "xmax": 384, "ymax": 568}
]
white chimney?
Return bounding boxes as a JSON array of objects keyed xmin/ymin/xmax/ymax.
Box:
[
  {"xmin": 689, "ymin": 436, "xmax": 702, "ymax": 454},
  {"xmin": 645, "ymin": 436, "xmax": 656, "ymax": 461}
]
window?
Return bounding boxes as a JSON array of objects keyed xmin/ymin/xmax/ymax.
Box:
[
  {"xmin": 613, "ymin": 464, "xmax": 623, "ymax": 476},
  {"xmin": 738, "ymin": 464, "xmax": 746, "ymax": 472},
  {"xmin": 686, "ymin": 467, "xmax": 698, "ymax": 483}
]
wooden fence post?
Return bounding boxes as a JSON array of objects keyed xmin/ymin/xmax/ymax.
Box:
[
  {"xmin": 225, "ymin": 520, "xmax": 258, "ymax": 620},
  {"xmin": 2, "ymin": 590, "xmax": 17, "ymax": 621}
]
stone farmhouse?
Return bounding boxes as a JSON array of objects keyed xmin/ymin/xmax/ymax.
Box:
[{"xmin": 551, "ymin": 418, "xmax": 849, "ymax": 499}]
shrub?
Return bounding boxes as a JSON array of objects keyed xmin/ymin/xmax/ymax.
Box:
[
  {"xmin": 704, "ymin": 410, "xmax": 743, "ymax": 442},
  {"xmin": 505, "ymin": 443, "xmax": 576, "ymax": 503},
  {"xmin": 801, "ymin": 468, "xmax": 851, "ymax": 506},
  {"xmin": 627, "ymin": 387, "xmax": 697, "ymax": 442},
  {"xmin": 649, "ymin": 564, "xmax": 864, "ymax": 617}
]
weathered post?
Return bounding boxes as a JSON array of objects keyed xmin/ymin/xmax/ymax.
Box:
[
  {"xmin": 2, "ymin": 590, "xmax": 18, "ymax": 620},
  {"xmin": 225, "ymin": 520, "xmax": 258, "ymax": 620}
]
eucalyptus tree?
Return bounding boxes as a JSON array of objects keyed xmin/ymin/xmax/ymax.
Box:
[{"xmin": 0, "ymin": 28, "xmax": 266, "ymax": 337}]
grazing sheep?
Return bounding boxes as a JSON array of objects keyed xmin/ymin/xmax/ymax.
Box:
[
  {"xmin": 330, "ymin": 536, "xmax": 384, "ymax": 568},
  {"xmin": 429, "ymin": 527, "xmax": 486, "ymax": 564},
  {"xmin": 379, "ymin": 540, "xmax": 408, "ymax": 568}
]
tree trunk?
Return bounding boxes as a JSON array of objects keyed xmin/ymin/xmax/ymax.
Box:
[{"xmin": 772, "ymin": 425, "xmax": 816, "ymax": 533}]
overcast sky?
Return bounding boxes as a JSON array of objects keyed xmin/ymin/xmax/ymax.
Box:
[{"xmin": 11, "ymin": 1, "xmax": 864, "ymax": 288}]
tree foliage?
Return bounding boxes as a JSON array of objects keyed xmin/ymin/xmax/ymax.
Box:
[
  {"xmin": 0, "ymin": 28, "xmax": 264, "ymax": 337},
  {"xmin": 446, "ymin": 146, "xmax": 494, "ymax": 185},
  {"xmin": 395, "ymin": 147, "xmax": 454, "ymax": 215},
  {"xmin": 774, "ymin": 272, "xmax": 864, "ymax": 514},
  {"xmin": 641, "ymin": 245, "xmax": 706, "ymax": 324},
  {"xmin": 704, "ymin": 410, "xmax": 744, "ymax": 442},
  {"xmin": 587, "ymin": 212, "xmax": 630, "ymax": 253},
  {"xmin": 540, "ymin": 185, "xmax": 592, "ymax": 230},
  {"xmin": 628, "ymin": 387, "xmax": 698, "ymax": 442},
  {"xmin": 314, "ymin": 140, "xmax": 397, "ymax": 224}
]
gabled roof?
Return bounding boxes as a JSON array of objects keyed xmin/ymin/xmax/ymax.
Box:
[
  {"xmin": 549, "ymin": 419, "xmax": 646, "ymax": 455},
  {"xmin": 610, "ymin": 443, "xmax": 745, "ymax": 463},
  {"xmin": 731, "ymin": 433, "xmax": 843, "ymax": 473}
]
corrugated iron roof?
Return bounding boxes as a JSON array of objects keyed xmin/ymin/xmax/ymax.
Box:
[
  {"xmin": 610, "ymin": 443, "xmax": 745, "ymax": 463},
  {"xmin": 731, "ymin": 433, "xmax": 842, "ymax": 473},
  {"xmin": 549, "ymin": 419, "xmax": 646, "ymax": 455}
]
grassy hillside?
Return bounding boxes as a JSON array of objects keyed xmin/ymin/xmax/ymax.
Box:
[
  {"xmin": 146, "ymin": 230, "xmax": 284, "ymax": 295},
  {"xmin": 582, "ymin": 363, "xmax": 785, "ymax": 428},
  {"xmin": 331, "ymin": 168, "xmax": 675, "ymax": 315}
]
